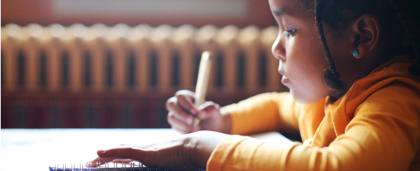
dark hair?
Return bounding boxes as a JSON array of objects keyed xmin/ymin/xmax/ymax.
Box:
[{"xmin": 300, "ymin": 0, "xmax": 420, "ymax": 91}]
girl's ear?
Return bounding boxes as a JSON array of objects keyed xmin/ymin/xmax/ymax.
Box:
[{"xmin": 351, "ymin": 14, "xmax": 381, "ymax": 59}]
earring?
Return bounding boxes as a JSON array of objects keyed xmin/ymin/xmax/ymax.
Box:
[{"xmin": 353, "ymin": 49, "xmax": 359, "ymax": 57}]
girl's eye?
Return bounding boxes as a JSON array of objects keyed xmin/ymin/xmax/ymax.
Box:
[{"xmin": 283, "ymin": 28, "xmax": 297, "ymax": 37}]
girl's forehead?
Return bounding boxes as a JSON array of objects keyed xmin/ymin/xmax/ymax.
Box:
[
  {"xmin": 269, "ymin": 0, "xmax": 313, "ymax": 18},
  {"xmin": 269, "ymin": 0, "xmax": 310, "ymax": 17}
]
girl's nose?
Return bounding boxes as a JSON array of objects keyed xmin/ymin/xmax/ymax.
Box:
[{"xmin": 271, "ymin": 33, "xmax": 286, "ymax": 61}]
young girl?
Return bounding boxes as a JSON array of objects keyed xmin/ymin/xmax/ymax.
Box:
[{"xmin": 90, "ymin": 0, "xmax": 420, "ymax": 170}]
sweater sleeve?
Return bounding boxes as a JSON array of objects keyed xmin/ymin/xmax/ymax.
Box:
[
  {"xmin": 207, "ymin": 115, "xmax": 417, "ymax": 170},
  {"xmin": 207, "ymin": 85, "xmax": 419, "ymax": 171},
  {"xmin": 222, "ymin": 92, "xmax": 301, "ymax": 135}
]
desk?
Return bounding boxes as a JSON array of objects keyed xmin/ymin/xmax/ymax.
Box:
[{"xmin": 1, "ymin": 129, "xmax": 292, "ymax": 171}]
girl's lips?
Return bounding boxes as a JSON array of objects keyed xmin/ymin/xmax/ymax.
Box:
[{"xmin": 278, "ymin": 68, "xmax": 289, "ymax": 85}]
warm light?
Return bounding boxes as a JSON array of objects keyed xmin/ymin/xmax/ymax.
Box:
[
  {"xmin": 195, "ymin": 25, "xmax": 217, "ymax": 44},
  {"xmin": 27, "ymin": 23, "xmax": 43, "ymax": 37},
  {"xmin": 50, "ymin": 24, "xmax": 65, "ymax": 38},
  {"xmin": 6, "ymin": 24, "xmax": 21, "ymax": 38},
  {"xmin": 71, "ymin": 23, "xmax": 87, "ymax": 38}
]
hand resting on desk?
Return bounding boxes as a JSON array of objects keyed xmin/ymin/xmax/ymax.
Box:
[
  {"xmin": 166, "ymin": 90, "xmax": 232, "ymax": 134},
  {"xmin": 88, "ymin": 130, "xmax": 230, "ymax": 170}
]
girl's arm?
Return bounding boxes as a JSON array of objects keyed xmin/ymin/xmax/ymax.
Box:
[
  {"xmin": 88, "ymin": 131, "xmax": 230, "ymax": 170},
  {"xmin": 223, "ymin": 92, "xmax": 302, "ymax": 135}
]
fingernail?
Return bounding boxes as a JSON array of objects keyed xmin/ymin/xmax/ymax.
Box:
[
  {"xmin": 97, "ymin": 150, "xmax": 105, "ymax": 155},
  {"xmin": 190, "ymin": 109, "xmax": 196, "ymax": 115},
  {"xmin": 198, "ymin": 111, "xmax": 206, "ymax": 119},
  {"xmin": 187, "ymin": 117, "xmax": 193, "ymax": 125}
]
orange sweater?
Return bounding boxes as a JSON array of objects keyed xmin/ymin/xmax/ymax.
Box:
[{"xmin": 207, "ymin": 56, "xmax": 420, "ymax": 171}]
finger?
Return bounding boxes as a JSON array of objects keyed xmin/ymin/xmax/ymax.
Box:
[
  {"xmin": 97, "ymin": 148, "xmax": 134, "ymax": 159},
  {"xmin": 176, "ymin": 93, "xmax": 198, "ymax": 115},
  {"xmin": 168, "ymin": 112, "xmax": 199, "ymax": 133},
  {"xmin": 97, "ymin": 147, "xmax": 153, "ymax": 160},
  {"xmin": 197, "ymin": 101, "xmax": 220, "ymax": 119},
  {"xmin": 111, "ymin": 159, "xmax": 136, "ymax": 163},
  {"xmin": 166, "ymin": 99, "xmax": 194, "ymax": 125},
  {"xmin": 87, "ymin": 157, "xmax": 116, "ymax": 167},
  {"xmin": 97, "ymin": 148, "xmax": 157, "ymax": 167},
  {"xmin": 175, "ymin": 90, "xmax": 195, "ymax": 99}
]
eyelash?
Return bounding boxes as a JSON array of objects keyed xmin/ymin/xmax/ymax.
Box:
[{"xmin": 283, "ymin": 28, "xmax": 297, "ymax": 37}]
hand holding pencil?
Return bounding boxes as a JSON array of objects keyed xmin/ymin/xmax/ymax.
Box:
[{"xmin": 166, "ymin": 51, "xmax": 232, "ymax": 134}]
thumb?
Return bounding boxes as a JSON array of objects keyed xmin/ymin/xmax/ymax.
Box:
[{"xmin": 197, "ymin": 101, "xmax": 220, "ymax": 119}]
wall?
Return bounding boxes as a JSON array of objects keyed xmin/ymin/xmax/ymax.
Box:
[{"xmin": 1, "ymin": 0, "xmax": 276, "ymax": 27}]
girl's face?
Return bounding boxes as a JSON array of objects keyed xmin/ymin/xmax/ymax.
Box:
[{"xmin": 269, "ymin": 0, "xmax": 334, "ymax": 104}]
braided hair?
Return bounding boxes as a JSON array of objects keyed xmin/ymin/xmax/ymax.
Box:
[{"xmin": 299, "ymin": 0, "xmax": 420, "ymax": 91}]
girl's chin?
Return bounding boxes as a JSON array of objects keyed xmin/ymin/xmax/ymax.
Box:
[{"xmin": 281, "ymin": 75, "xmax": 290, "ymax": 85}]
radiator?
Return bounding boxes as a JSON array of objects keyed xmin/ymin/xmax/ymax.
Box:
[{"xmin": 1, "ymin": 23, "xmax": 287, "ymax": 128}]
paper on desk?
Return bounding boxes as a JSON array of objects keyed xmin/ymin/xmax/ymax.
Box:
[{"xmin": 1, "ymin": 129, "xmax": 294, "ymax": 171}]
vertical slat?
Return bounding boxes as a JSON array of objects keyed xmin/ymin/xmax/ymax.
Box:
[
  {"xmin": 223, "ymin": 48, "xmax": 237, "ymax": 91},
  {"xmin": 128, "ymin": 24, "xmax": 151, "ymax": 93},
  {"xmin": 244, "ymin": 48, "xmax": 259, "ymax": 91},
  {"xmin": 89, "ymin": 41, "xmax": 105, "ymax": 92},
  {"xmin": 136, "ymin": 43, "xmax": 150, "ymax": 92},
  {"xmin": 45, "ymin": 39, "xmax": 62, "ymax": 91},
  {"xmin": 68, "ymin": 24, "xmax": 88, "ymax": 92},
  {"xmin": 107, "ymin": 24, "xmax": 131, "ymax": 92},
  {"xmin": 24, "ymin": 40, "xmax": 39, "ymax": 91},
  {"xmin": 2, "ymin": 38, "xmax": 18, "ymax": 91},
  {"xmin": 86, "ymin": 24, "xmax": 108, "ymax": 92},
  {"xmin": 195, "ymin": 25, "xmax": 218, "ymax": 92},
  {"xmin": 113, "ymin": 43, "xmax": 127, "ymax": 92},
  {"xmin": 149, "ymin": 25, "xmax": 174, "ymax": 92},
  {"xmin": 171, "ymin": 25, "xmax": 196, "ymax": 90},
  {"xmin": 179, "ymin": 50, "xmax": 194, "ymax": 89},
  {"xmin": 2, "ymin": 24, "xmax": 22, "ymax": 91},
  {"xmin": 261, "ymin": 26, "xmax": 281, "ymax": 91},
  {"xmin": 23, "ymin": 24, "xmax": 45, "ymax": 91},
  {"xmin": 158, "ymin": 45, "xmax": 172, "ymax": 91},
  {"xmin": 67, "ymin": 43, "xmax": 83, "ymax": 92},
  {"xmin": 215, "ymin": 25, "xmax": 239, "ymax": 92},
  {"xmin": 45, "ymin": 24, "xmax": 67, "ymax": 92},
  {"xmin": 69, "ymin": 44, "xmax": 83, "ymax": 92},
  {"xmin": 238, "ymin": 26, "xmax": 261, "ymax": 92},
  {"xmin": 22, "ymin": 27, "xmax": 42, "ymax": 91}
]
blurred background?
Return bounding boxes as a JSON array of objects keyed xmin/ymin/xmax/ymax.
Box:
[{"xmin": 1, "ymin": 0, "xmax": 287, "ymax": 129}]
